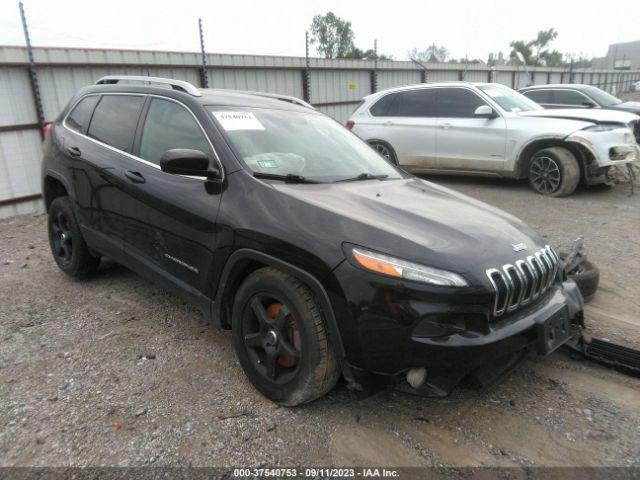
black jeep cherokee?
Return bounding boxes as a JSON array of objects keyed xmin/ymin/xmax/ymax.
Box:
[{"xmin": 41, "ymin": 76, "xmax": 584, "ymax": 405}]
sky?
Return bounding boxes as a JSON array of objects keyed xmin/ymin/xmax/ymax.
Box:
[{"xmin": 0, "ymin": 0, "xmax": 637, "ymax": 61}]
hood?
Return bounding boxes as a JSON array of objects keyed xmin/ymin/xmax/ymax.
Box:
[
  {"xmin": 273, "ymin": 178, "xmax": 545, "ymax": 276},
  {"xmin": 519, "ymin": 108, "xmax": 639, "ymax": 124},
  {"xmin": 612, "ymin": 101, "xmax": 640, "ymax": 115}
]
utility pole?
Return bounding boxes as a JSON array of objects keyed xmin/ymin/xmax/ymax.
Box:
[
  {"xmin": 370, "ymin": 39, "xmax": 378, "ymax": 94},
  {"xmin": 198, "ymin": 17, "xmax": 209, "ymax": 88},
  {"xmin": 302, "ymin": 31, "xmax": 311, "ymax": 103},
  {"xmin": 18, "ymin": 1, "xmax": 45, "ymax": 139}
]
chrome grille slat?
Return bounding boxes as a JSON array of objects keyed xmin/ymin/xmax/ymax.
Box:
[{"xmin": 486, "ymin": 246, "xmax": 560, "ymax": 318}]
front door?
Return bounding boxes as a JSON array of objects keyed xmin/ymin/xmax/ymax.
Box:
[
  {"xmin": 117, "ymin": 96, "xmax": 223, "ymax": 304},
  {"xmin": 434, "ymin": 87, "xmax": 507, "ymax": 172}
]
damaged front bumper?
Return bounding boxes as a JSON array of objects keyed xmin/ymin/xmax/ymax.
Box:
[{"xmin": 566, "ymin": 127, "xmax": 639, "ymax": 169}]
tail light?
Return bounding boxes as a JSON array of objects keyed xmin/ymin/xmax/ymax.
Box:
[
  {"xmin": 43, "ymin": 123, "xmax": 53, "ymax": 139},
  {"xmin": 345, "ymin": 120, "xmax": 355, "ymax": 130}
]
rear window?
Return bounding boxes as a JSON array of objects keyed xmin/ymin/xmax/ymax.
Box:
[
  {"xmin": 87, "ymin": 95, "xmax": 145, "ymax": 152},
  {"xmin": 389, "ymin": 89, "xmax": 439, "ymax": 117},
  {"xmin": 66, "ymin": 95, "xmax": 100, "ymax": 133}
]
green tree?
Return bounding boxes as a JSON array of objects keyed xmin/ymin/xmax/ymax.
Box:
[
  {"xmin": 509, "ymin": 29, "xmax": 559, "ymax": 66},
  {"xmin": 541, "ymin": 50, "xmax": 563, "ymax": 67},
  {"xmin": 309, "ymin": 12, "xmax": 355, "ymax": 58},
  {"xmin": 509, "ymin": 40, "xmax": 535, "ymax": 65},
  {"xmin": 408, "ymin": 44, "xmax": 449, "ymax": 62},
  {"xmin": 345, "ymin": 47, "xmax": 394, "ymax": 60},
  {"xmin": 531, "ymin": 28, "xmax": 558, "ymax": 61}
]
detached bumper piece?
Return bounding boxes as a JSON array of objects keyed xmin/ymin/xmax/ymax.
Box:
[{"xmin": 567, "ymin": 337, "xmax": 640, "ymax": 377}]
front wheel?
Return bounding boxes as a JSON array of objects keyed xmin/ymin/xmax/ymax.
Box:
[
  {"xmin": 528, "ymin": 147, "xmax": 580, "ymax": 197},
  {"xmin": 231, "ymin": 267, "xmax": 340, "ymax": 406}
]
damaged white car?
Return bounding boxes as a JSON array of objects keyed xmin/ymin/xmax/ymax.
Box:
[{"xmin": 348, "ymin": 82, "xmax": 640, "ymax": 196}]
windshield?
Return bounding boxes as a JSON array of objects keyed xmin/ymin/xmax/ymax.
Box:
[
  {"xmin": 208, "ymin": 107, "xmax": 402, "ymax": 182},
  {"xmin": 584, "ymin": 86, "xmax": 622, "ymax": 107},
  {"xmin": 478, "ymin": 85, "xmax": 542, "ymax": 112}
]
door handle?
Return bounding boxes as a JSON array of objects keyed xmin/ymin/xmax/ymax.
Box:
[
  {"xmin": 383, "ymin": 121, "xmax": 394, "ymax": 126},
  {"xmin": 124, "ymin": 170, "xmax": 146, "ymax": 184},
  {"xmin": 439, "ymin": 123, "xmax": 453, "ymax": 129},
  {"xmin": 66, "ymin": 146, "xmax": 81, "ymax": 157}
]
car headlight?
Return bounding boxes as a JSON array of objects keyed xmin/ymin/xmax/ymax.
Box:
[
  {"xmin": 582, "ymin": 123, "xmax": 623, "ymax": 132},
  {"xmin": 349, "ymin": 247, "xmax": 468, "ymax": 287}
]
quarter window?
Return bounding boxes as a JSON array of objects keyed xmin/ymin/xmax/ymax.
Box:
[
  {"xmin": 87, "ymin": 95, "xmax": 145, "ymax": 152},
  {"xmin": 139, "ymin": 98, "xmax": 211, "ymax": 166},
  {"xmin": 66, "ymin": 95, "xmax": 99, "ymax": 133}
]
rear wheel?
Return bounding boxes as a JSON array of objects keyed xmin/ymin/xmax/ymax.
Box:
[
  {"xmin": 47, "ymin": 196, "xmax": 100, "ymax": 278},
  {"xmin": 232, "ymin": 267, "xmax": 340, "ymax": 406},
  {"xmin": 368, "ymin": 141, "xmax": 397, "ymax": 165},
  {"xmin": 528, "ymin": 147, "xmax": 580, "ymax": 197}
]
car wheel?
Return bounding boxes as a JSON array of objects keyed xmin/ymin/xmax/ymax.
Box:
[
  {"xmin": 568, "ymin": 260, "xmax": 600, "ymax": 300},
  {"xmin": 368, "ymin": 141, "xmax": 397, "ymax": 165},
  {"xmin": 232, "ymin": 267, "xmax": 340, "ymax": 406},
  {"xmin": 528, "ymin": 147, "xmax": 580, "ymax": 197},
  {"xmin": 47, "ymin": 196, "xmax": 100, "ymax": 278}
]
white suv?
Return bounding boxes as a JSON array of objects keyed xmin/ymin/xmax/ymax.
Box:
[{"xmin": 348, "ymin": 82, "xmax": 639, "ymax": 196}]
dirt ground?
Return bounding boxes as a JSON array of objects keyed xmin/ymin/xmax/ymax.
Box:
[{"xmin": 0, "ymin": 176, "xmax": 639, "ymax": 469}]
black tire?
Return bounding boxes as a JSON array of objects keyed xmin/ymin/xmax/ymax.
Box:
[
  {"xmin": 568, "ymin": 260, "xmax": 599, "ymax": 300},
  {"xmin": 368, "ymin": 141, "xmax": 398, "ymax": 165},
  {"xmin": 528, "ymin": 147, "xmax": 580, "ymax": 197},
  {"xmin": 47, "ymin": 196, "xmax": 100, "ymax": 278},
  {"xmin": 231, "ymin": 267, "xmax": 340, "ymax": 406}
]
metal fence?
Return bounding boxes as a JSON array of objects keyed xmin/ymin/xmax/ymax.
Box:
[{"xmin": 1, "ymin": 45, "xmax": 639, "ymax": 218}]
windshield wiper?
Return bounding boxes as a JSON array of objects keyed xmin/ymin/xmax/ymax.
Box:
[
  {"xmin": 253, "ymin": 172, "xmax": 320, "ymax": 184},
  {"xmin": 333, "ymin": 172, "xmax": 389, "ymax": 183}
]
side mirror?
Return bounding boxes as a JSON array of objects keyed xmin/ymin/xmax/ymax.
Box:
[
  {"xmin": 581, "ymin": 100, "xmax": 596, "ymax": 108},
  {"xmin": 160, "ymin": 149, "xmax": 221, "ymax": 180},
  {"xmin": 474, "ymin": 105, "xmax": 497, "ymax": 119}
]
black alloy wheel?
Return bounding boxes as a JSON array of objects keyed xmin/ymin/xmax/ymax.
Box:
[
  {"xmin": 241, "ymin": 294, "xmax": 301, "ymax": 383},
  {"xmin": 50, "ymin": 210, "xmax": 74, "ymax": 265}
]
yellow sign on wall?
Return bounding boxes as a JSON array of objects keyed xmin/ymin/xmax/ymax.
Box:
[{"xmin": 347, "ymin": 82, "xmax": 357, "ymax": 90}]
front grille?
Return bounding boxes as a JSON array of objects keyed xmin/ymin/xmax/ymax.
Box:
[{"xmin": 486, "ymin": 245, "xmax": 560, "ymax": 318}]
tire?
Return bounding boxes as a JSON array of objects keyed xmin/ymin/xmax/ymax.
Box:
[
  {"xmin": 368, "ymin": 141, "xmax": 398, "ymax": 165},
  {"xmin": 528, "ymin": 147, "xmax": 580, "ymax": 197},
  {"xmin": 231, "ymin": 267, "xmax": 340, "ymax": 406},
  {"xmin": 568, "ymin": 260, "xmax": 599, "ymax": 300},
  {"xmin": 47, "ymin": 196, "xmax": 100, "ymax": 278}
]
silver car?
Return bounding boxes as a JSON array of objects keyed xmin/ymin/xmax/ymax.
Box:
[{"xmin": 348, "ymin": 82, "xmax": 639, "ymax": 196}]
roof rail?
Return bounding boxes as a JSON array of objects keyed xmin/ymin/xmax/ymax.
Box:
[
  {"xmin": 95, "ymin": 76, "xmax": 202, "ymax": 97},
  {"xmin": 243, "ymin": 91, "xmax": 314, "ymax": 109}
]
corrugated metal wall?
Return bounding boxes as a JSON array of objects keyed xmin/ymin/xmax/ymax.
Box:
[{"xmin": 1, "ymin": 45, "xmax": 639, "ymax": 218}]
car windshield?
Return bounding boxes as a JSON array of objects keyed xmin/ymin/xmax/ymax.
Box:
[
  {"xmin": 478, "ymin": 85, "xmax": 542, "ymax": 112},
  {"xmin": 584, "ymin": 86, "xmax": 622, "ymax": 107},
  {"xmin": 208, "ymin": 107, "xmax": 402, "ymax": 182}
]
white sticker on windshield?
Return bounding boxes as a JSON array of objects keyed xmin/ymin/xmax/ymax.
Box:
[{"xmin": 212, "ymin": 111, "xmax": 265, "ymax": 131}]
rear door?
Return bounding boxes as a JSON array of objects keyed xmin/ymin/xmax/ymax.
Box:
[
  {"xmin": 369, "ymin": 89, "xmax": 439, "ymax": 169},
  {"xmin": 63, "ymin": 93, "xmax": 145, "ymax": 257},
  {"xmin": 117, "ymin": 96, "xmax": 223, "ymax": 305},
  {"xmin": 434, "ymin": 87, "xmax": 507, "ymax": 172}
]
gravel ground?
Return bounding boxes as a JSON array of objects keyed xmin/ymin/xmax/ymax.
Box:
[{"xmin": 0, "ymin": 176, "xmax": 639, "ymax": 468}]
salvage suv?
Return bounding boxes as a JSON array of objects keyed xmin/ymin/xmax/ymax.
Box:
[
  {"xmin": 348, "ymin": 82, "xmax": 639, "ymax": 196},
  {"xmin": 42, "ymin": 76, "xmax": 584, "ymax": 405}
]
